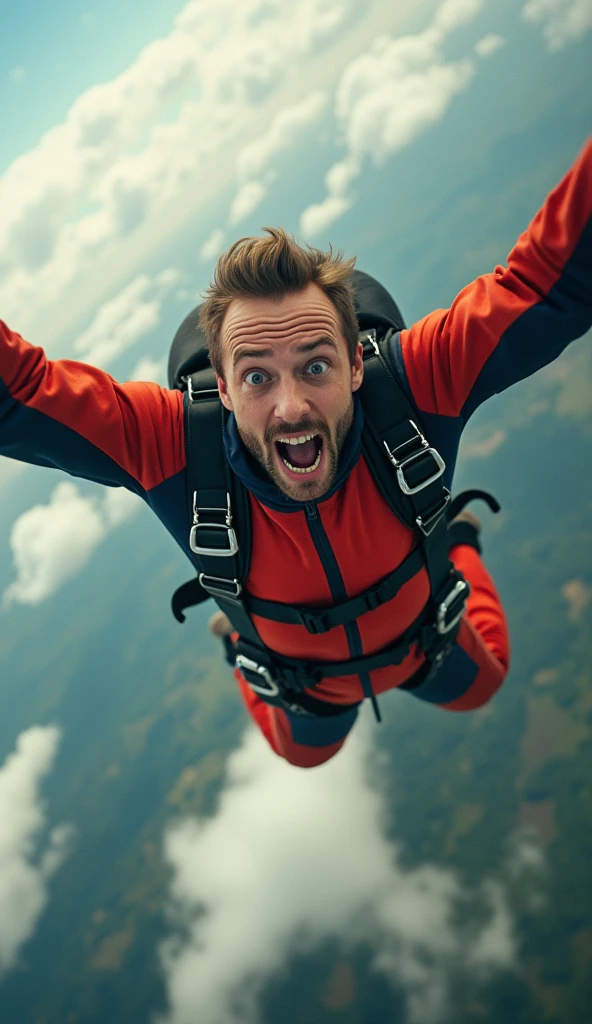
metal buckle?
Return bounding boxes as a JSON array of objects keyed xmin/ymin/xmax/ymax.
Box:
[
  {"xmin": 436, "ymin": 577, "xmax": 470, "ymax": 634},
  {"xmin": 235, "ymin": 655, "xmax": 280, "ymax": 697},
  {"xmin": 416, "ymin": 491, "xmax": 451, "ymax": 536},
  {"xmin": 360, "ymin": 329, "xmax": 380, "ymax": 358},
  {"xmin": 183, "ymin": 375, "xmax": 219, "ymax": 403},
  {"xmin": 189, "ymin": 492, "xmax": 239, "ymax": 556},
  {"xmin": 199, "ymin": 573, "xmax": 242, "ymax": 600},
  {"xmin": 384, "ymin": 422, "xmax": 445, "ymax": 496}
]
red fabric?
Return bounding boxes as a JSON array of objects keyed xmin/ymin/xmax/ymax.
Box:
[{"xmin": 0, "ymin": 324, "xmax": 185, "ymax": 490}]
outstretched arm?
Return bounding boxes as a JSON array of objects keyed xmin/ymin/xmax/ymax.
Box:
[
  {"xmin": 398, "ymin": 138, "xmax": 592, "ymax": 422},
  {"xmin": 0, "ymin": 322, "xmax": 185, "ymax": 495}
]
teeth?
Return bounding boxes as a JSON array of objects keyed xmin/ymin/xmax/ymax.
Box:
[
  {"xmin": 277, "ymin": 433, "xmax": 316, "ymax": 445},
  {"xmin": 282, "ymin": 449, "xmax": 322, "ymax": 474}
]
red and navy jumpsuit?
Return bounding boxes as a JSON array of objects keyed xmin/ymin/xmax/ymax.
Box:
[{"xmin": 1, "ymin": 140, "xmax": 591, "ymax": 767}]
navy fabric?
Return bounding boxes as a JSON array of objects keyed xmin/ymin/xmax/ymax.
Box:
[
  {"xmin": 284, "ymin": 702, "xmax": 359, "ymax": 747},
  {"xmin": 402, "ymin": 643, "xmax": 478, "ymax": 705}
]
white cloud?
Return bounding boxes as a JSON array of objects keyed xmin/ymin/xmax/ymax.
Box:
[
  {"xmin": 228, "ymin": 182, "xmax": 268, "ymax": 226},
  {"xmin": 522, "ymin": 0, "xmax": 592, "ymax": 50},
  {"xmin": 159, "ymin": 718, "xmax": 539, "ymax": 1024},
  {"xmin": 475, "ymin": 33, "xmax": 506, "ymax": 56},
  {"xmin": 223, "ymin": 89, "xmax": 329, "ymax": 231},
  {"xmin": 0, "ymin": 726, "xmax": 73, "ymax": 976},
  {"xmin": 299, "ymin": 194, "xmax": 353, "ymax": 236},
  {"xmin": 73, "ymin": 269, "xmax": 181, "ymax": 369},
  {"xmin": 235, "ymin": 91, "xmax": 328, "ymax": 181},
  {"xmin": 2, "ymin": 481, "xmax": 142, "ymax": 607},
  {"xmin": 129, "ymin": 355, "xmax": 168, "ymax": 385},
  {"xmin": 461, "ymin": 428, "xmax": 507, "ymax": 458},
  {"xmin": 299, "ymin": 0, "xmax": 482, "ymax": 235},
  {"xmin": 200, "ymin": 228, "xmax": 226, "ymax": 263},
  {"xmin": 0, "ymin": 0, "xmax": 363, "ymax": 335}
]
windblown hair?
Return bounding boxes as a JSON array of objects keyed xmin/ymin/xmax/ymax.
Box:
[{"xmin": 199, "ymin": 227, "xmax": 358, "ymax": 377}]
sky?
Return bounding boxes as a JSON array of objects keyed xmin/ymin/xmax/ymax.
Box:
[{"xmin": 0, "ymin": 0, "xmax": 591, "ymax": 1020}]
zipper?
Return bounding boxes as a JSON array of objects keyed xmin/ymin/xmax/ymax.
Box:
[{"xmin": 305, "ymin": 503, "xmax": 381, "ymax": 722}]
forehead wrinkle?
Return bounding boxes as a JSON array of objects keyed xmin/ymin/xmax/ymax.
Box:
[
  {"xmin": 225, "ymin": 312, "xmax": 340, "ymax": 347},
  {"xmin": 225, "ymin": 299, "xmax": 338, "ymax": 330}
]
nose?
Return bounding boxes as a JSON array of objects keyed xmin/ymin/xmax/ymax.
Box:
[{"xmin": 273, "ymin": 375, "xmax": 311, "ymax": 424}]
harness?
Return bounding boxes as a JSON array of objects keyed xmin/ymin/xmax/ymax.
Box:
[{"xmin": 168, "ymin": 273, "xmax": 497, "ymax": 721}]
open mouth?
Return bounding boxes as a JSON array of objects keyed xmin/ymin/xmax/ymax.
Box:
[{"xmin": 275, "ymin": 433, "xmax": 324, "ymax": 475}]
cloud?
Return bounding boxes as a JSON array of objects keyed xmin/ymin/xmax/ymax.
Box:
[
  {"xmin": 475, "ymin": 33, "xmax": 506, "ymax": 56},
  {"xmin": 128, "ymin": 355, "xmax": 168, "ymax": 385},
  {"xmin": 300, "ymin": 194, "xmax": 353, "ymax": 236},
  {"xmin": 461, "ymin": 428, "xmax": 507, "ymax": 458},
  {"xmin": 0, "ymin": 0, "xmax": 362, "ymax": 334},
  {"xmin": 2, "ymin": 481, "xmax": 142, "ymax": 607},
  {"xmin": 224, "ymin": 91, "xmax": 328, "ymax": 229},
  {"xmin": 0, "ymin": 726, "xmax": 73, "ymax": 976},
  {"xmin": 228, "ymin": 182, "xmax": 268, "ymax": 226},
  {"xmin": 522, "ymin": 0, "xmax": 592, "ymax": 50},
  {"xmin": 200, "ymin": 229, "xmax": 226, "ymax": 263},
  {"xmin": 235, "ymin": 91, "xmax": 327, "ymax": 181},
  {"xmin": 159, "ymin": 718, "xmax": 541, "ymax": 1024},
  {"xmin": 72, "ymin": 269, "xmax": 181, "ymax": 369},
  {"xmin": 299, "ymin": 0, "xmax": 482, "ymax": 236},
  {"xmin": 560, "ymin": 578, "xmax": 591, "ymax": 623}
]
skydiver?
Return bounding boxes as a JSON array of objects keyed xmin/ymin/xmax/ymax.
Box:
[{"xmin": 1, "ymin": 139, "xmax": 591, "ymax": 767}]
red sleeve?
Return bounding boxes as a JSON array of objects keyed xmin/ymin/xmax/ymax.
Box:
[
  {"xmin": 400, "ymin": 137, "xmax": 592, "ymax": 419},
  {"xmin": 0, "ymin": 321, "xmax": 185, "ymax": 491}
]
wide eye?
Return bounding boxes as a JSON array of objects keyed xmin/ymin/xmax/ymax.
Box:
[
  {"xmin": 306, "ymin": 359, "xmax": 329, "ymax": 377},
  {"xmin": 245, "ymin": 370, "xmax": 268, "ymax": 386}
]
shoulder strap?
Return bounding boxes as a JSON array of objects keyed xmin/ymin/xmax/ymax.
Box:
[
  {"xmin": 179, "ymin": 377, "xmax": 265, "ymax": 647},
  {"xmin": 358, "ymin": 329, "xmax": 460, "ymax": 630}
]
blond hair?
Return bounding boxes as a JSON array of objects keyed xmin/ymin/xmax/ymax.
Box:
[{"xmin": 199, "ymin": 227, "xmax": 358, "ymax": 376}]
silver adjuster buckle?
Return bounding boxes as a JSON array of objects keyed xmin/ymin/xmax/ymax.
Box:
[
  {"xmin": 384, "ymin": 422, "xmax": 446, "ymax": 496},
  {"xmin": 199, "ymin": 573, "xmax": 242, "ymax": 600},
  {"xmin": 359, "ymin": 328, "xmax": 380, "ymax": 357},
  {"xmin": 416, "ymin": 491, "xmax": 451, "ymax": 536},
  {"xmin": 235, "ymin": 655, "xmax": 280, "ymax": 697},
  {"xmin": 182, "ymin": 374, "xmax": 219, "ymax": 404},
  {"xmin": 189, "ymin": 492, "xmax": 239, "ymax": 557},
  {"xmin": 436, "ymin": 578, "xmax": 470, "ymax": 634}
]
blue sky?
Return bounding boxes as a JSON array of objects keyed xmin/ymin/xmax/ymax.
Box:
[
  {"xmin": 0, "ymin": 0, "xmax": 591, "ymax": 1019},
  {"xmin": 0, "ymin": 0, "xmax": 186, "ymax": 169}
]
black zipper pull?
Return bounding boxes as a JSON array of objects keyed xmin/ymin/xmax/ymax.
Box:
[{"xmin": 305, "ymin": 503, "xmax": 318, "ymax": 520}]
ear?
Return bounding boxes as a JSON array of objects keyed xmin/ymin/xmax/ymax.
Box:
[
  {"xmin": 217, "ymin": 374, "xmax": 234, "ymax": 412},
  {"xmin": 350, "ymin": 340, "xmax": 364, "ymax": 393}
]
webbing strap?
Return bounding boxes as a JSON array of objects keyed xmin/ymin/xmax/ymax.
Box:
[
  {"xmin": 236, "ymin": 605, "xmax": 435, "ymax": 691},
  {"xmin": 359, "ymin": 332, "xmax": 454, "ymax": 606},
  {"xmin": 246, "ymin": 546, "xmax": 424, "ymax": 633},
  {"xmin": 184, "ymin": 387, "xmax": 260, "ymax": 648}
]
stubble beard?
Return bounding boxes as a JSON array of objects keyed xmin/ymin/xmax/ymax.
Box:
[{"xmin": 238, "ymin": 401, "xmax": 354, "ymax": 503}]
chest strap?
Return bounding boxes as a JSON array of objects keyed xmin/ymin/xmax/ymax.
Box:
[{"xmin": 232, "ymin": 545, "xmax": 424, "ymax": 633}]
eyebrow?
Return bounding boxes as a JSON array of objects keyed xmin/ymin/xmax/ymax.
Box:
[{"xmin": 232, "ymin": 336, "xmax": 338, "ymax": 368}]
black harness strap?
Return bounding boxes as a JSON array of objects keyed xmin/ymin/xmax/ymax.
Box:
[
  {"xmin": 183, "ymin": 377, "xmax": 259, "ymax": 648},
  {"xmin": 245, "ymin": 546, "xmax": 424, "ymax": 633}
]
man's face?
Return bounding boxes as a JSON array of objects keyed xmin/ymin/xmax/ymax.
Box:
[{"xmin": 217, "ymin": 282, "xmax": 363, "ymax": 502}]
